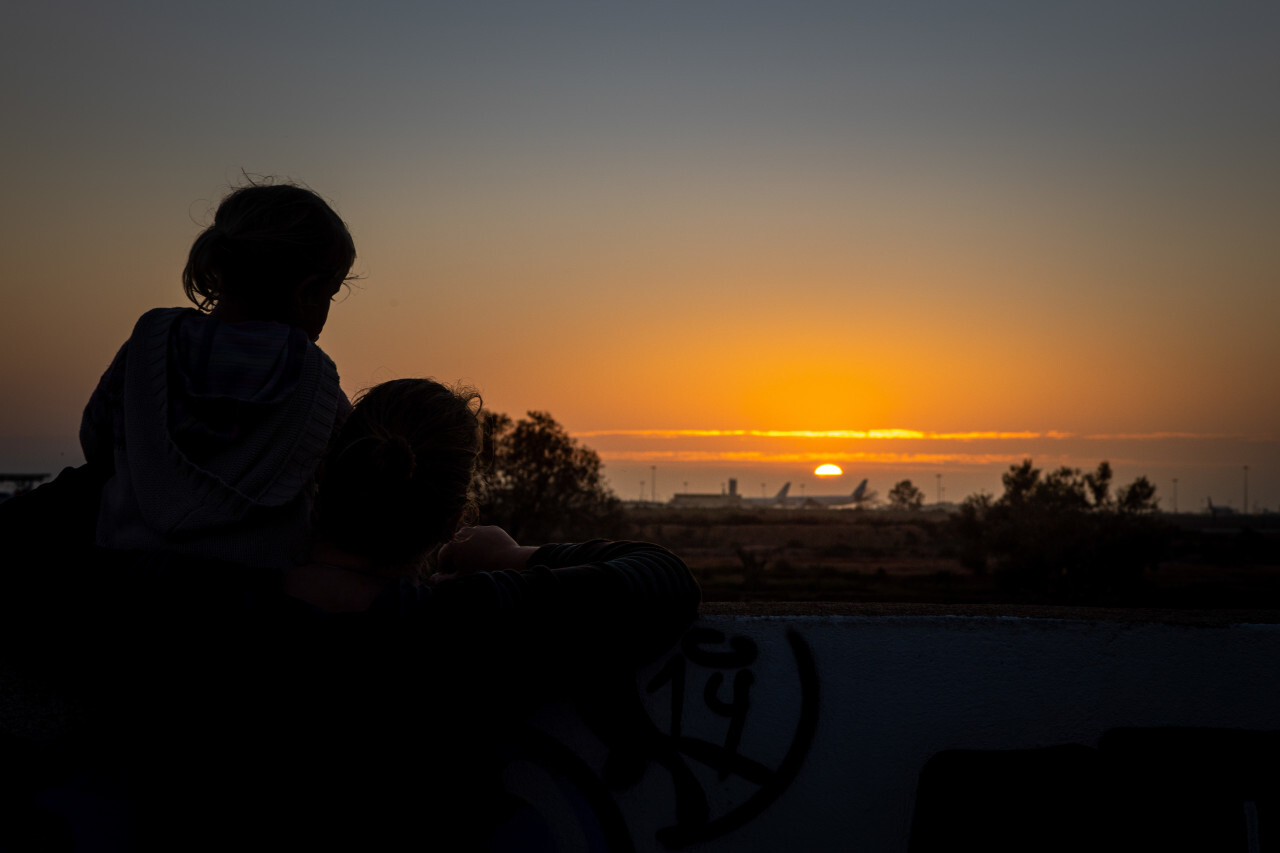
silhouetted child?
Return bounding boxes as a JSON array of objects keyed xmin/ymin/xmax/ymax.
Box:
[{"xmin": 80, "ymin": 181, "xmax": 357, "ymax": 567}]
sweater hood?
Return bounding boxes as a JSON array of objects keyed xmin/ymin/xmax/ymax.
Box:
[{"xmin": 114, "ymin": 307, "xmax": 343, "ymax": 547}]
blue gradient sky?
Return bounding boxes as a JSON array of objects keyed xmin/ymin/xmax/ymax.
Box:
[{"xmin": 3, "ymin": 2, "xmax": 1277, "ymax": 508}]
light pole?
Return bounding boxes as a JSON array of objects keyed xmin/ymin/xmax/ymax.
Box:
[
  {"xmin": 936, "ymin": 473, "xmax": 942, "ymax": 504},
  {"xmin": 1244, "ymin": 466, "xmax": 1249, "ymax": 515},
  {"xmin": 651, "ymin": 465, "xmax": 657, "ymax": 503},
  {"xmin": 1172, "ymin": 478, "xmax": 1178, "ymax": 513}
]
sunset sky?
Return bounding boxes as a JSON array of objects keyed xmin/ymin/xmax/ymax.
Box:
[{"xmin": 3, "ymin": 2, "xmax": 1277, "ymax": 510}]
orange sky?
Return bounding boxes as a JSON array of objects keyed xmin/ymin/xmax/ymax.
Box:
[{"xmin": 2, "ymin": 2, "xmax": 1277, "ymax": 510}]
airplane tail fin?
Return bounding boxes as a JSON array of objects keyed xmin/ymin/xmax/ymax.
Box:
[{"xmin": 851, "ymin": 478, "xmax": 868, "ymax": 501}]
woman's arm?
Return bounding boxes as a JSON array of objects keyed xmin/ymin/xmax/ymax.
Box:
[
  {"xmin": 432, "ymin": 525, "xmax": 539, "ymax": 579},
  {"xmin": 526, "ymin": 538, "xmax": 702, "ymax": 662},
  {"xmin": 394, "ymin": 527, "xmax": 700, "ymax": 667}
]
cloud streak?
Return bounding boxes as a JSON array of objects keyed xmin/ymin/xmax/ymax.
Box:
[
  {"xmin": 579, "ymin": 428, "xmax": 1276, "ymax": 472},
  {"xmin": 594, "ymin": 449, "xmax": 1044, "ymax": 466},
  {"xmin": 574, "ymin": 428, "xmax": 1248, "ymax": 442}
]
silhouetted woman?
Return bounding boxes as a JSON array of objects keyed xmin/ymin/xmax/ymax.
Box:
[{"xmin": 2, "ymin": 378, "xmax": 699, "ymax": 850}]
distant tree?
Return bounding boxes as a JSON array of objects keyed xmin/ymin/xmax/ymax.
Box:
[
  {"xmin": 1001, "ymin": 459, "xmax": 1042, "ymax": 507},
  {"xmin": 1084, "ymin": 461, "xmax": 1113, "ymax": 508},
  {"xmin": 475, "ymin": 410, "xmax": 622, "ymax": 542},
  {"xmin": 1116, "ymin": 476, "xmax": 1158, "ymax": 514},
  {"xmin": 997, "ymin": 460, "xmax": 1122, "ymax": 512},
  {"xmin": 888, "ymin": 479, "xmax": 925, "ymax": 511},
  {"xmin": 952, "ymin": 493, "xmax": 994, "ymax": 573},
  {"xmin": 1038, "ymin": 466, "xmax": 1091, "ymax": 512}
]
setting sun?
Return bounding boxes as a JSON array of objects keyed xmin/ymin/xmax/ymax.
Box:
[{"xmin": 815, "ymin": 464, "xmax": 843, "ymax": 477}]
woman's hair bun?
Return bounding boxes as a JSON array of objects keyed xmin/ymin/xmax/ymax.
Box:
[
  {"xmin": 371, "ymin": 434, "xmax": 417, "ymax": 482},
  {"xmin": 318, "ymin": 378, "xmax": 481, "ymax": 573}
]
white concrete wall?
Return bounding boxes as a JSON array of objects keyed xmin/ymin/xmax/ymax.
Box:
[{"xmin": 504, "ymin": 612, "xmax": 1280, "ymax": 852}]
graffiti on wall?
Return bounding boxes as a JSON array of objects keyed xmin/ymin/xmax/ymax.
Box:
[
  {"xmin": 499, "ymin": 625, "xmax": 820, "ymax": 849},
  {"xmin": 643, "ymin": 626, "xmax": 819, "ymax": 847}
]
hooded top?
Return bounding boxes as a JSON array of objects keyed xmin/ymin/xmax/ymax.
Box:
[{"xmin": 81, "ymin": 307, "xmax": 349, "ymax": 567}]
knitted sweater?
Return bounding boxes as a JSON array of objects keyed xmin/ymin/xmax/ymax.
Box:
[{"xmin": 80, "ymin": 307, "xmax": 349, "ymax": 567}]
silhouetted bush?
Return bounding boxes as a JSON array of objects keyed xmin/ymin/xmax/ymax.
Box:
[
  {"xmin": 888, "ymin": 479, "xmax": 925, "ymax": 510},
  {"xmin": 951, "ymin": 460, "xmax": 1169, "ymax": 603}
]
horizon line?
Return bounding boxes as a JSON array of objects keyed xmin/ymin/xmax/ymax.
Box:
[
  {"xmin": 573, "ymin": 428, "xmax": 1260, "ymax": 442},
  {"xmin": 594, "ymin": 450, "xmax": 1152, "ymax": 467}
]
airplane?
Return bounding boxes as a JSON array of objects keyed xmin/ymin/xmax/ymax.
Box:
[
  {"xmin": 755, "ymin": 478, "xmax": 877, "ymax": 509},
  {"xmin": 744, "ymin": 482, "xmax": 792, "ymax": 507},
  {"xmin": 807, "ymin": 478, "xmax": 878, "ymax": 509},
  {"xmin": 1206, "ymin": 498, "xmax": 1236, "ymax": 517}
]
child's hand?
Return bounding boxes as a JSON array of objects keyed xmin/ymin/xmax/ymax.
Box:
[{"xmin": 429, "ymin": 525, "xmax": 537, "ymax": 585}]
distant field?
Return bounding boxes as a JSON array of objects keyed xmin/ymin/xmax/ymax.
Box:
[{"xmin": 623, "ymin": 507, "xmax": 1280, "ymax": 608}]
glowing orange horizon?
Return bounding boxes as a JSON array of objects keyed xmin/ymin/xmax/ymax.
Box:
[
  {"xmin": 592, "ymin": 450, "xmax": 1046, "ymax": 466},
  {"xmin": 574, "ymin": 428, "xmax": 1067, "ymax": 441},
  {"xmin": 573, "ymin": 428, "xmax": 1253, "ymax": 442},
  {"xmin": 571, "ymin": 427, "xmax": 1267, "ymax": 470}
]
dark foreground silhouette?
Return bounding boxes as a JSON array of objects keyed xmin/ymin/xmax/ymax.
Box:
[{"xmin": 1, "ymin": 465, "xmax": 700, "ymax": 851}]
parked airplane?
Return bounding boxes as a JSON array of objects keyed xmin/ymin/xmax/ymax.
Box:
[
  {"xmin": 1206, "ymin": 498, "xmax": 1237, "ymax": 517},
  {"xmin": 759, "ymin": 478, "xmax": 877, "ymax": 509},
  {"xmin": 744, "ymin": 482, "xmax": 792, "ymax": 507},
  {"xmin": 810, "ymin": 478, "xmax": 877, "ymax": 509}
]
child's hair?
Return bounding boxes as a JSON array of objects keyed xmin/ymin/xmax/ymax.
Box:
[
  {"xmin": 182, "ymin": 180, "xmax": 357, "ymax": 321},
  {"xmin": 317, "ymin": 379, "xmax": 482, "ymax": 574}
]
